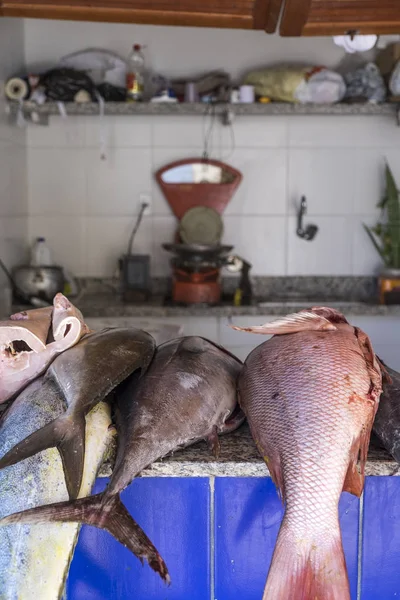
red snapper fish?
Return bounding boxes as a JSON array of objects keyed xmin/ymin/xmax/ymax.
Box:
[{"xmin": 232, "ymin": 307, "xmax": 383, "ymax": 600}]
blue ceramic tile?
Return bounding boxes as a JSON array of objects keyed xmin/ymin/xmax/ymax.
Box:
[
  {"xmin": 67, "ymin": 477, "xmax": 210, "ymax": 600},
  {"xmin": 361, "ymin": 477, "xmax": 400, "ymax": 599},
  {"xmin": 214, "ymin": 478, "xmax": 359, "ymax": 600}
]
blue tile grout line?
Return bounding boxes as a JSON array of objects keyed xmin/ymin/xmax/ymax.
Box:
[
  {"xmin": 357, "ymin": 490, "xmax": 364, "ymax": 600},
  {"xmin": 209, "ymin": 476, "xmax": 215, "ymax": 600}
]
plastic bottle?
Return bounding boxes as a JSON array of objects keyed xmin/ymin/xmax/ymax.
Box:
[
  {"xmin": 30, "ymin": 237, "xmax": 53, "ymax": 266},
  {"xmin": 126, "ymin": 44, "xmax": 145, "ymax": 101}
]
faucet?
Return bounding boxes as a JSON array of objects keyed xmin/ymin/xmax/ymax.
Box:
[{"xmin": 296, "ymin": 196, "xmax": 318, "ymax": 241}]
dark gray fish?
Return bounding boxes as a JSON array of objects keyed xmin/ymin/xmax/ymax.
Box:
[
  {"xmin": 373, "ymin": 360, "xmax": 400, "ymax": 463},
  {"xmin": 0, "ymin": 336, "xmax": 244, "ymax": 583},
  {"xmin": 0, "ymin": 327, "xmax": 155, "ymax": 499}
]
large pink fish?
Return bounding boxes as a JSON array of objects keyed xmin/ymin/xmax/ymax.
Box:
[
  {"xmin": 232, "ymin": 307, "xmax": 383, "ymax": 600},
  {"xmin": 0, "ymin": 293, "xmax": 89, "ymax": 403}
]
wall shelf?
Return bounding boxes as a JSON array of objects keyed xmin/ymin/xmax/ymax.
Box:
[{"xmin": 6, "ymin": 100, "xmax": 400, "ymax": 125}]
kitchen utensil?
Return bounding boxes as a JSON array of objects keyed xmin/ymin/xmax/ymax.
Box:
[
  {"xmin": 120, "ymin": 202, "xmax": 151, "ymax": 303},
  {"xmin": 179, "ymin": 206, "xmax": 223, "ymax": 245},
  {"xmin": 239, "ymin": 84, "xmax": 255, "ymax": 103},
  {"xmin": 225, "ymin": 254, "xmax": 253, "ymax": 306},
  {"xmin": 12, "ymin": 266, "xmax": 65, "ymax": 303},
  {"xmin": 184, "ymin": 82, "xmax": 198, "ymax": 103},
  {"xmin": 119, "ymin": 255, "xmax": 151, "ymax": 302}
]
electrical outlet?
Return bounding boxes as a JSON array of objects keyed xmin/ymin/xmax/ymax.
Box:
[{"xmin": 139, "ymin": 193, "xmax": 152, "ymax": 216}]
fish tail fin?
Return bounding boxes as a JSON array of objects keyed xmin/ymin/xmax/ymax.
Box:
[
  {"xmin": 263, "ymin": 525, "xmax": 350, "ymax": 600},
  {"xmin": 0, "ymin": 414, "xmax": 86, "ymax": 500},
  {"xmin": 0, "ymin": 492, "xmax": 170, "ymax": 583}
]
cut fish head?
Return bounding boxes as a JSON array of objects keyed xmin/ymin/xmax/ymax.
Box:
[{"xmin": 0, "ymin": 294, "xmax": 89, "ymax": 404}]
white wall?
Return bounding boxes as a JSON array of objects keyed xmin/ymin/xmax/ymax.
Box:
[
  {"xmin": 22, "ymin": 19, "xmax": 398, "ymax": 278},
  {"xmin": 0, "ymin": 18, "xmax": 27, "ymax": 310}
]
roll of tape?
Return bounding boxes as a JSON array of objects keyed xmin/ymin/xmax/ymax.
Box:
[{"xmin": 5, "ymin": 77, "xmax": 29, "ymax": 101}]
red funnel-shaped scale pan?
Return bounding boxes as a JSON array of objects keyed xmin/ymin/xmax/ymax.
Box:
[{"xmin": 155, "ymin": 158, "xmax": 242, "ymax": 219}]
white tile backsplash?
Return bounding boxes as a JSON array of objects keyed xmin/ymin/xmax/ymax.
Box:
[
  {"xmin": 152, "ymin": 116, "xmax": 206, "ymax": 148},
  {"xmin": 225, "ymin": 148, "xmax": 287, "ymax": 216},
  {"xmin": 352, "ymin": 215, "xmax": 384, "ymax": 276},
  {"xmin": 288, "ymin": 149, "xmax": 356, "ymax": 215},
  {"xmin": 287, "ymin": 215, "xmax": 353, "ymax": 275},
  {"xmin": 28, "ymin": 216, "xmax": 85, "ymax": 275},
  {"xmin": 85, "ymin": 216, "xmax": 153, "ymax": 277},
  {"xmin": 223, "ymin": 116, "xmax": 287, "ymax": 148},
  {"xmin": 28, "ymin": 147, "xmax": 86, "ymax": 216},
  {"xmin": 85, "ymin": 116, "xmax": 152, "ymax": 148},
  {"xmin": 0, "ymin": 18, "xmax": 27, "ymax": 294},
  {"xmin": 289, "ymin": 116, "xmax": 400, "ymax": 148},
  {"xmin": 27, "ymin": 115, "xmax": 86, "ymax": 148},
  {"xmin": 23, "ymin": 109, "xmax": 400, "ymax": 278},
  {"xmin": 222, "ymin": 215, "xmax": 286, "ymax": 275},
  {"xmin": 86, "ymin": 147, "xmax": 152, "ymax": 216},
  {"xmin": 152, "ymin": 216, "xmax": 178, "ymax": 277}
]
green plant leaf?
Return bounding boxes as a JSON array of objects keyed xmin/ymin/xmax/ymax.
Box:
[
  {"xmin": 364, "ymin": 162, "xmax": 400, "ymax": 268},
  {"xmin": 385, "ymin": 163, "xmax": 400, "ymax": 267},
  {"xmin": 363, "ymin": 223, "xmax": 390, "ymax": 266}
]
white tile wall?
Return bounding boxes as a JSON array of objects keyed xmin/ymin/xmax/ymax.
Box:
[
  {"xmin": 17, "ymin": 19, "xmax": 400, "ymax": 279},
  {"xmin": 0, "ymin": 18, "xmax": 28, "ymax": 314},
  {"xmin": 25, "ymin": 111, "xmax": 400, "ymax": 278}
]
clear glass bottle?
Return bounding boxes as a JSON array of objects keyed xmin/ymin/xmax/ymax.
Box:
[{"xmin": 126, "ymin": 44, "xmax": 145, "ymax": 101}]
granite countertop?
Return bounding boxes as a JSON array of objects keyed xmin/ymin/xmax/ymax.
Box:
[
  {"xmin": 99, "ymin": 423, "xmax": 399, "ymax": 479},
  {"xmin": 9, "ymin": 276, "xmax": 400, "ymax": 318},
  {"xmin": 57, "ymin": 295, "xmax": 400, "ymax": 319}
]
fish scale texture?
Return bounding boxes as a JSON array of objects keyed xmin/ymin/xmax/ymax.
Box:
[{"xmin": 239, "ymin": 325, "xmax": 379, "ymax": 600}]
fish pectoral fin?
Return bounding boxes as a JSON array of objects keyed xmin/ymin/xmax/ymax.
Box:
[
  {"xmin": 57, "ymin": 415, "xmax": 86, "ymax": 500},
  {"xmin": 354, "ymin": 327, "xmax": 383, "ymax": 407},
  {"xmin": 0, "ymin": 413, "xmax": 86, "ymax": 501},
  {"xmin": 219, "ymin": 405, "xmax": 246, "ymax": 435},
  {"xmin": 264, "ymin": 453, "xmax": 285, "ymax": 503},
  {"xmin": 0, "ymin": 418, "xmax": 60, "ymax": 471},
  {"xmin": 206, "ymin": 426, "xmax": 220, "ymax": 458},
  {"xmin": 343, "ymin": 425, "xmax": 373, "ymax": 497},
  {"xmin": 230, "ymin": 311, "xmax": 336, "ymax": 336},
  {"xmin": 0, "ymin": 492, "xmax": 170, "ymax": 584}
]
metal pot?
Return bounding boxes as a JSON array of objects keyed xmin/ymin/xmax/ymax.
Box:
[{"xmin": 12, "ymin": 266, "xmax": 65, "ymax": 303}]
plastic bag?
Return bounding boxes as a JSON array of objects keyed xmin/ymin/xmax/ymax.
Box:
[
  {"xmin": 59, "ymin": 48, "xmax": 127, "ymax": 88},
  {"xmin": 389, "ymin": 61, "xmax": 400, "ymax": 96},
  {"xmin": 39, "ymin": 68, "xmax": 96, "ymax": 102},
  {"xmin": 344, "ymin": 63, "xmax": 386, "ymax": 103},
  {"xmin": 244, "ymin": 66, "xmax": 345, "ymax": 104}
]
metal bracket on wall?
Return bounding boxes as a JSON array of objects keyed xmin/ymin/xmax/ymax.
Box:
[{"xmin": 5, "ymin": 103, "xmax": 49, "ymax": 126}]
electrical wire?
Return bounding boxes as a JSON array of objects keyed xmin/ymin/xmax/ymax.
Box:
[
  {"xmin": 202, "ymin": 103, "xmax": 217, "ymax": 160},
  {"xmin": 127, "ymin": 202, "xmax": 148, "ymax": 256},
  {"xmin": 201, "ymin": 103, "xmax": 236, "ymax": 163}
]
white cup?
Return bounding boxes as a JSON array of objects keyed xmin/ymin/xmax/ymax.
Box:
[{"xmin": 239, "ymin": 85, "xmax": 255, "ymax": 103}]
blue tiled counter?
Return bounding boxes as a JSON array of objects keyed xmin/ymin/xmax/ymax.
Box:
[{"xmin": 67, "ymin": 427, "xmax": 400, "ymax": 600}]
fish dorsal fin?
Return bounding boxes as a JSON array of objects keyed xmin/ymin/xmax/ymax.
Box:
[{"xmin": 230, "ymin": 311, "xmax": 337, "ymax": 336}]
